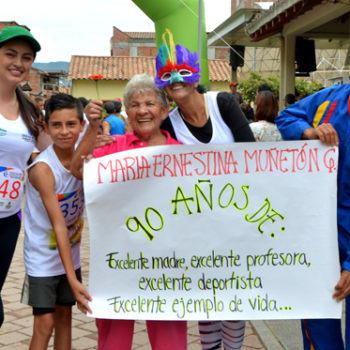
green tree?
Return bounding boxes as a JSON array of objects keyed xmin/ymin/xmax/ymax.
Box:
[
  {"xmin": 238, "ymin": 72, "xmax": 324, "ymax": 102},
  {"xmin": 295, "ymin": 79, "xmax": 324, "ymax": 97},
  {"xmin": 237, "ymin": 72, "xmax": 268, "ymax": 103}
]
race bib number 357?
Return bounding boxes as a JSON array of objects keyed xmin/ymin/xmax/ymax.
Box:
[
  {"xmin": 58, "ymin": 187, "xmax": 84, "ymax": 226},
  {"xmin": 0, "ymin": 166, "xmax": 25, "ymax": 212}
]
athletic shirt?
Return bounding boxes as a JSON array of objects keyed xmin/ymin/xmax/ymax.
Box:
[
  {"xmin": 104, "ymin": 115, "xmax": 125, "ymax": 135},
  {"xmin": 168, "ymin": 91, "xmax": 234, "ymax": 144},
  {"xmin": 24, "ymin": 145, "xmax": 83, "ymax": 277},
  {"xmin": 0, "ymin": 114, "xmax": 35, "ymax": 219}
]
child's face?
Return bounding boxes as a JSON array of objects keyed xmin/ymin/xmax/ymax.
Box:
[{"xmin": 44, "ymin": 108, "xmax": 85, "ymax": 149}]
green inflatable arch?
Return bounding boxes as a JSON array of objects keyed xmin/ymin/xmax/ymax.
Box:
[{"xmin": 132, "ymin": 0, "xmax": 209, "ymax": 88}]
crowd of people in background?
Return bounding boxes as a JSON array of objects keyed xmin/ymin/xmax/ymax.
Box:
[{"xmin": 1, "ymin": 24, "xmax": 349, "ymax": 350}]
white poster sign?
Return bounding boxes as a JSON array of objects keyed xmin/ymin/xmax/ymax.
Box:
[{"xmin": 84, "ymin": 141, "xmax": 341, "ymax": 320}]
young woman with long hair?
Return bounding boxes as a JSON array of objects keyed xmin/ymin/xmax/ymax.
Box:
[{"xmin": 0, "ymin": 26, "xmax": 51, "ymax": 328}]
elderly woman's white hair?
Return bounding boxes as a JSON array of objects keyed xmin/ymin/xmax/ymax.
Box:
[{"xmin": 123, "ymin": 73, "xmax": 168, "ymax": 109}]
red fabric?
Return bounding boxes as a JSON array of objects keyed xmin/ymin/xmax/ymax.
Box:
[
  {"xmin": 96, "ymin": 319, "xmax": 187, "ymax": 350},
  {"xmin": 93, "ymin": 130, "xmax": 181, "ymax": 159},
  {"xmin": 323, "ymin": 101, "xmax": 338, "ymax": 124}
]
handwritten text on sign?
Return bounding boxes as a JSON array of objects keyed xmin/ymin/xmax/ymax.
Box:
[{"xmin": 85, "ymin": 141, "xmax": 341, "ymax": 320}]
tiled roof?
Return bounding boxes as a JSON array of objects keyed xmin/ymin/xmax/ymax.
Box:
[
  {"xmin": 69, "ymin": 56, "xmax": 230, "ymax": 82},
  {"xmin": 125, "ymin": 32, "xmax": 156, "ymax": 39},
  {"xmin": 69, "ymin": 56, "xmax": 156, "ymax": 80},
  {"xmin": 208, "ymin": 59, "xmax": 230, "ymax": 82}
]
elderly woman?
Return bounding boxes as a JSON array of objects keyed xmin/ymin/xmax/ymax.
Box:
[
  {"xmin": 155, "ymin": 30, "xmax": 255, "ymax": 350},
  {"xmin": 71, "ymin": 73, "xmax": 186, "ymax": 350}
]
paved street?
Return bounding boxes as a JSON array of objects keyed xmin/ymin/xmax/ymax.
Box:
[{"xmin": 0, "ymin": 210, "xmax": 267, "ymax": 350}]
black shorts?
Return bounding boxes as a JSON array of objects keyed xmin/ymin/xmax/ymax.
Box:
[{"xmin": 21, "ymin": 268, "xmax": 82, "ymax": 315}]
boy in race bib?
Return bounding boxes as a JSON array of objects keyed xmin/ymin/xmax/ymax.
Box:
[{"xmin": 21, "ymin": 94, "xmax": 92, "ymax": 350}]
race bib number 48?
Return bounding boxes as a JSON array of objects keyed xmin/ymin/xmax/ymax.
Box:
[{"xmin": 0, "ymin": 166, "xmax": 25, "ymax": 212}]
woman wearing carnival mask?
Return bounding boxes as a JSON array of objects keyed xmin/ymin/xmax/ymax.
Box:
[{"xmin": 155, "ymin": 29, "xmax": 255, "ymax": 350}]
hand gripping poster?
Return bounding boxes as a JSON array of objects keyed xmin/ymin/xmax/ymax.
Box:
[{"xmin": 84, "ymin": 141, "xmax": 341, "ymax": 320}]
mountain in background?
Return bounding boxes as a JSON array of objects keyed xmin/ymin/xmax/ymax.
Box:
[{"xmin": 32, "ymin": 61, "xmax": 70, "ymax": 72}]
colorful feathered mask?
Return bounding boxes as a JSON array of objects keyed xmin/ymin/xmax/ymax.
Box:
[{"xmin": 155, "ymin": 29, "xmax": 201, "ymax": 89}]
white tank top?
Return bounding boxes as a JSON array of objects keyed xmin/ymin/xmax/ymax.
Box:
[
  {"xmin": 0, "ymin": 114, "xmax": 35, "ymax": 218},
  {"xmin": 24, "ymin": 145, "xmax": 83, "ymax": 277},
  {"xmin": 168, "ymin": 91, "xmax": 234, "ymax": 145}
]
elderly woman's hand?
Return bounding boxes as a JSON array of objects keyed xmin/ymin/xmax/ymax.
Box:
[
  {"xmin": 85, "ymin": 100, "xmax": 104, "ymax": 129},
  {"xmin": 95, "ymin": 134, "xmax": 116, "ymax": 149}
]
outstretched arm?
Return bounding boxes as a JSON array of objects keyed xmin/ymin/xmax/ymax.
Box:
[
  {"xmin": 71, "ymin": 100, "xmax": 105, "ymax": 180},
  {"xmin": 102, "ymin": 120, "xmax": 111, "ymax": 135}
]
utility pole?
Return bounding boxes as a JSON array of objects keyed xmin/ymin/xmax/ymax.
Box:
[
  {"xmin": 253, "ymin": 47, "xmax": 256, "ymax": 72},
  {"xmin": 198, "ymin": 0, "xmax": 203, "ymax": 83}
]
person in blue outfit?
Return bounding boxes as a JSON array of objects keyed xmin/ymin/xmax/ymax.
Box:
[
  {"xmin": 275, "ymin": 84, "xmax": 350, "ymax": 350},
  {"xmin": 102, "ymin": 102, "xmax": 125, "ymax": 136}
]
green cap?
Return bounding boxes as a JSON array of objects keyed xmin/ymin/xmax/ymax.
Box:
[{"xmin": 0, "ymin": 26, "xmax": 41, "ymax": 53}]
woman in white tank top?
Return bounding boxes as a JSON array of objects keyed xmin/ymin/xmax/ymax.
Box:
[
  {"xmin": 0, "ymin": 26, "xmax": 51, "ymax": 328},
  {"xmin": 155, "ymin": 31, "xmax": 255, "ymax": 350}
]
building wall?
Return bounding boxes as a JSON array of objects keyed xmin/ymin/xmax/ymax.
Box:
[
  {"xmin": 72, "ymin": 80, "xmax": 129, "ymax": 108},
  {"xmin": 137, "ymin": 47, "xmax": 157, "ymax": 57},
  {"xmin": 111, "ymin": 26, "xmax": 227, "ymax": 59},
  {"xmin": 111, "ymin": 27, "xmax": 157, "ymax": 57},
  {"xmin": 111, "ymin": 27, "xmax": 129, "ymax": 44},
  {"xmin": 113, "ymin": 48, "xmax": 131, "ymax": 56},
  {"xmin": 215, "ymin": 48, "xmax": 230, "ymax": 60},
  {"xmin": 210, "ymin": 81, "xmax": 230, "ymax": 92},
  {"xmin": 26, "ymin": 68, "xmax": 42, "ymax": 94},
  {"xmin": 111, "ymin": 27, "xmax": 130, "ymax": 56},
  {"xmin": 0, "ymin": 21, "xmax": 29, "ymax": 31}
]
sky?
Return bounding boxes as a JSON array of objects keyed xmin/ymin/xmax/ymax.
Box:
[{"xmin": 2, "ymin": 0, "xmax": 231, "ymax": 63}]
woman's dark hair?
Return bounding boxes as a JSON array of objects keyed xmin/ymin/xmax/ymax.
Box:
[
  {"xmin": 112, "ymin": 100, "xmax": 122, "ymax": 113},
  {"xmin": 77, "ymin": 97, "xmax": 89, "ymax": 109},
  {"xmin": 257, "ymin": 84, "xmax": 272, "ymax": 93},
  {"xmin": 284, "ymin": 93, "xmax": 295, "ymax": 105},
  {"xmin": 104, "ymin": 102, "xmax": 116, "ymax": 114},
  {"xmin": 254, "ymin": 91, "xmax": 278, "ymax": 123},
  {"xmin": 16, "ymin": 87, "xmax": 43, "ymax": 139},
  {"xmin": 240, "ymin": 103, "xmax": 252, "ymax": 120},
  {"xmin": 196, "ymin": 84, "xmax": 206, "ymax": 94},
  {"xmin": 44, "ymin": 93, "xmax": 84, "ymax": 123}
]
